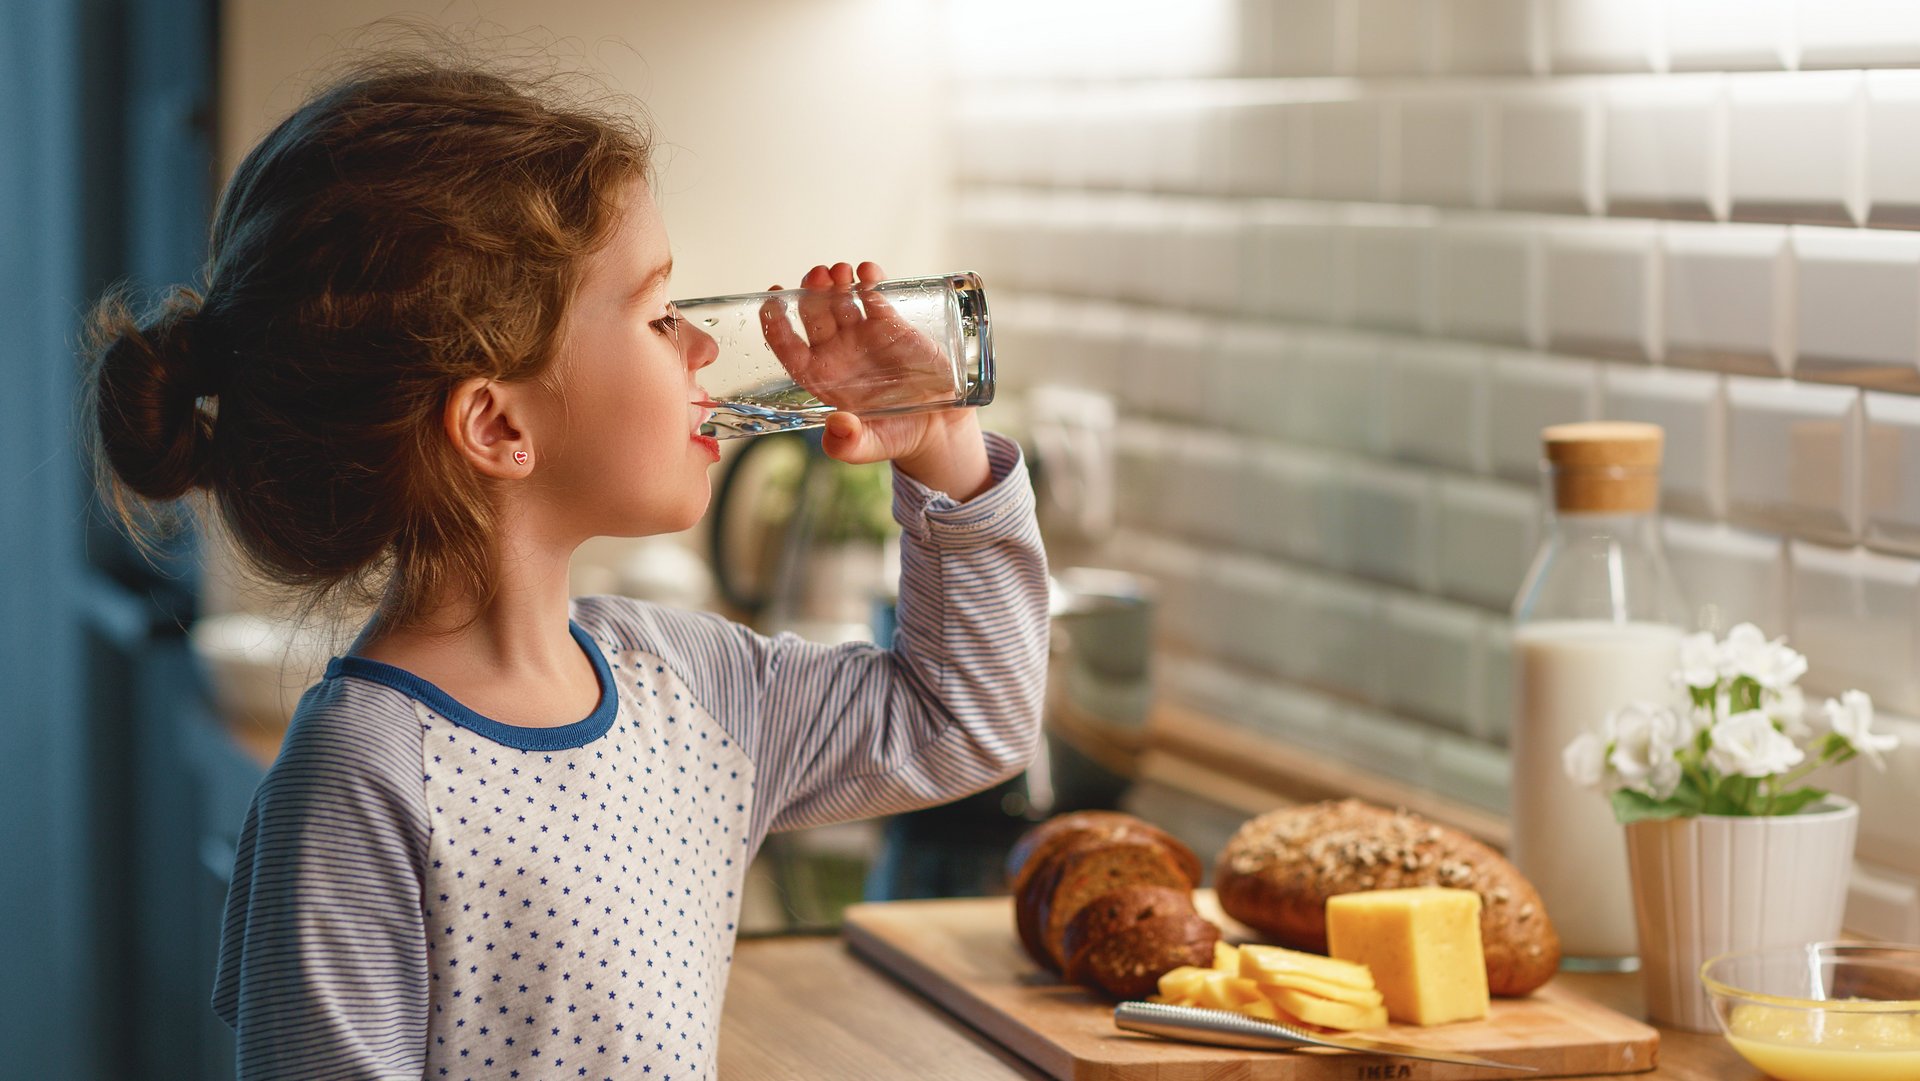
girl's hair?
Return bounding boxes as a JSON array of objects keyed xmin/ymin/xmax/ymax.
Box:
[{"xmin": 86, "ymin": 51, "xmax": 652, "ymax": 627}]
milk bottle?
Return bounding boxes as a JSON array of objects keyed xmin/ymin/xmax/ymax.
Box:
[{"xmin": 1510, "ymin": 422, "xmax": 1688, "ymax": 968}]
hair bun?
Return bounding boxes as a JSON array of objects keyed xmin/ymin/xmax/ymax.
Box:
[{"xmin": 90, "ymin": 288, "xmax": 220, "ymax": 501}]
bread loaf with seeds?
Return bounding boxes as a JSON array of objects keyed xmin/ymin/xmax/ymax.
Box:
[{"xmin": 1213, "ymin": 799, "xmax": 1560, "ymax": 996}]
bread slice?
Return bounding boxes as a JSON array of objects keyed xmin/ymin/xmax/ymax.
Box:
[
  {"xmin": 1072, "ymin": 912, "xmax": 1220, "ymax": 1000},
  {"xmin": 1038, "ymin": 840, "xmax": 1191, "ymax": 972},
  {"xmin": 1061, "ymin": 885, "xmax": 1198, "ymax": 985},
  {"xmin": 1009, "ymin": 813, "xmax": 1203, "ymax": 970},
  {"xmin": 1004, "ymin": 811, "xmax": 1142, "ymax": 884},
  {"xmin": 1011, "ymin": 816, "xmax": 1203, "ymax": 897}
]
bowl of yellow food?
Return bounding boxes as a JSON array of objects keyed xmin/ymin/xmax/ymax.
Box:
[{"xmin": 1700, "ymin": 942, "xmax": 1920, "ymax": 1081}]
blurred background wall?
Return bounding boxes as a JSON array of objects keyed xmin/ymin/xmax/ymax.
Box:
[{"xmin": 13, "ymin": 1, "xmax": 1920, "ymax": 1078}]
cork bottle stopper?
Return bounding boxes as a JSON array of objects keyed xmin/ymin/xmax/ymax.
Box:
[{"xmin": 1540, "ymin": 421, "xmax": 1663, "ymax": 513}]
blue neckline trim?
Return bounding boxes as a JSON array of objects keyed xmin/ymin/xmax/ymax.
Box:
[{"xmin": 325, "ymin": 621, "xmax": 618, "ymax": 751}]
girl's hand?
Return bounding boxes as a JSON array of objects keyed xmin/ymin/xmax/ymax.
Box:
[{"xmin": 765, "ymin": 261, "xmax": 991, "ymax": 501}]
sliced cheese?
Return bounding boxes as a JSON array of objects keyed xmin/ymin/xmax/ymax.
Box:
[
  {"xmin": 1237, "ymin": 943, "xmax": 1376, "ymax": 991},
  {"xmin": 1197, "ymin": 974, "xmax": 1265, "ymax": 1011},
  {"xmin": 1246, "ymin": 968, "xmax": 1384, "ymax": 1008},
  {"xmin": 1239, "ymin": 997, "xmax": 1281, "ymax": 1021},
  {"xmin": 1157, "ymin": 966, "xmax": 1213, "ymax": 1002},
  {"xmin": 1326, "ymin": 887, "xmax": 1490, "ymax": 1027},
  {"xmin": 1264, "ymin": 986, "xmax": 1391, "ymax": 1031}
]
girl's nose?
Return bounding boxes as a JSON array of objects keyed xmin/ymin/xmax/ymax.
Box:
[{"xmin": 684, "ymin": 323, "xmax": 719, "ymax": 371}]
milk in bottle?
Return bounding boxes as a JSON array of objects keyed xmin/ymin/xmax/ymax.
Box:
[{"xmin": 1510, "ymin": 422, "xmax": 1688, "ymax": 968}]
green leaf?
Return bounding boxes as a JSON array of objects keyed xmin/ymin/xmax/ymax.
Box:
[
  {"xmin": 1768, "ymin": 787, "xmax": 1830, "ymax": 816},
  {"xmin": 1670, "ymin": 777, "xmax": 1708, "ymax": 816},
  {"xmin": 1611, "ymin": 788, "xmax": 1688, "ymax": 825},
  {"xmin": 1729, "ymin": 676, "xmax": 1763, "ymax": 715},
  {"xmin": 1705, "ymin": 774, "xmax": 1760, "ymax": 816}
]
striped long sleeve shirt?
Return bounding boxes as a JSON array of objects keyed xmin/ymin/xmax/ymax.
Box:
[{"xmin": 211, "ymin": 431, "xmax": 1049, "ymax": 1081}]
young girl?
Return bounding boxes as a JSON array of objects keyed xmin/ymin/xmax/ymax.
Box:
[{"xmin": 88, "ymin": 56, "xmax": 1047, "ymax": 1080}]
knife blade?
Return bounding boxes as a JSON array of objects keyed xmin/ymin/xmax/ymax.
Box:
[{"xmin": 1113, "ymin": 1001, "xmax": 1538, "ymax": 1073}]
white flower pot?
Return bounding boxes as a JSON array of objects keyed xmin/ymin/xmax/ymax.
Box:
[{"xmin": 1623, "ymin": 796, "xmax": 1859, "ymax": 1032}]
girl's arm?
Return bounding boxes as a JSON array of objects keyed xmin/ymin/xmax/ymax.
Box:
[
  {"xmin": 584, "ymin": 428, "xmax": 1048, "ymax": 845},
  {"xmin": 211, "ymin": 683, "xmax": 432, "ymax": 1080}
]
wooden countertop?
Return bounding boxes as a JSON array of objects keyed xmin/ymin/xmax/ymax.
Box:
[{"xmin": 718, "ymin": 934, "xmax": 1761, "ymax": 1081}]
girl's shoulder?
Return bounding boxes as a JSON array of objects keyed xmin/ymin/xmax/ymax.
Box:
[
  {"xmin": 567, "ymin": 593, "xmax": 767, "ymax": 705},
  {"xmin": 247, "ymin": 670, "xmax": 433, "ymax": 854},
  {"xmin": 265, "ymin": 666, "xmax": 433, "ymax": 793},
  {"xmin": 569, "ymin": 593, "xmax": 739, "ymax": 657}
]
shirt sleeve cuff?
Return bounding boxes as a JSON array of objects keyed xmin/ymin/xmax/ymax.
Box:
[{"xmin": 890, "ymin": 430, "xmax": 1034, "ymax": 546}]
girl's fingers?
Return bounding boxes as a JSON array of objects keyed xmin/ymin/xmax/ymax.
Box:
[
  {"xmin": 759, "ymin": 295, "xmax": 812, "ymax": 374},
  {"xmin": 820, "ymin": 411, "xmax": 878, "ymax": 463},
  {"xmin": 829, "ymin": 261, "xmax": 865, "ymax": 329},
  {"xmin": 851, "ymin": 261, "xmax": 902, "ymax": 325},
  {"xmin": 795, "ymin": 264, "xmax": 840, "ymax": 344}
]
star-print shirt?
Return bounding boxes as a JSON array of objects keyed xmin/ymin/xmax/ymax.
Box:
[{"xmin": 211, "ymin": 432, "xmax": 1048, "ymax": 1081}]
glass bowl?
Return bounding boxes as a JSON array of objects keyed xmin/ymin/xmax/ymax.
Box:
[{"xmin": 1700, "ymin": 943, "xmax": 1920, "ymax": 1081}]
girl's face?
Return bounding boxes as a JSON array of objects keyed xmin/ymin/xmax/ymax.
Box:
[{"xmin": 538, "ymin": 180, "xmax": 720, "ymax": 539}]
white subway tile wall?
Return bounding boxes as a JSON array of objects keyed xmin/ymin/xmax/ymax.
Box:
[
  {"xmin": 1791, "ymin": 227, "xmax": 1920, "ymax": 391},
  {"xmin": 1600, "ymin": 365, "xmax": 1725, "ymax": 516},
  {"xmin": 1864, "ymin": 391, "xmax": 1920, "ymax": 554},
  {"xmin": 1724, "ymin": 376, "xmax": 1859, "ymax": 541},
  {"xmin": 1726, "ymin": 71, "xmax": 1865, "ymax": 226},
  {"xmin": 1603, "ymin": 75, "xmax": 1728, "ymax": 220},
  {"xmin": 953, "ymin": 0, "xmax": 1920, "ymax": 925},
  {"xmin": 1660, "ymin": 221, "xmax": 1791, "ymax": 375},
  {"xmin": 1865, "ymin": 72, "xmax": 1920, "ymax": 226},
  {"xmin": 1544, "ymin": 219, "xmax": 1663, "ymax": 359},
  {"xmin": 1663, "ymin": 0, "xmax": 1791, "ymax": 73},
  {"xmin": 1395, "ymin": 90, "xmax": 1491, "ymax": 208},
  {"xmin": 1492, "ymin": 86, "xmax": 1603, "ymax": 213}
]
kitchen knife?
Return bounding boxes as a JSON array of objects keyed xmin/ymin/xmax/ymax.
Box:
[{"xmin": 1113, "ymin": 1001, "xmax": 1539, "ymax": 1072}]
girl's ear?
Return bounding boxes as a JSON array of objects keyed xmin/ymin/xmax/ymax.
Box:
[{"xmin": 444, "ymin": 377, "xmax": 534, "ymax": 478}]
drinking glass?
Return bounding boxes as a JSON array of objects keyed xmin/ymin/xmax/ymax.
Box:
[{"xmin": 671, "ymin": 271, "xmax": 994, "ymax": 438}]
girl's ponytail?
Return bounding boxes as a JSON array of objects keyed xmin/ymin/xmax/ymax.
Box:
[{"xmin": 89, "ymin": 286, "xmax": 221, "ymax": 504}]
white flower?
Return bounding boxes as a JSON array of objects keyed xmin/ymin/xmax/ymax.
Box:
[
  {"xmin": 1825, "ymin": 690, "xmax": 1900, "ymax": 770},
  {"xmin": 1768, "ymin": 684, "xmax": 1811, "ymax": 742},
  {"xmin": 1563, "ymin": 732, "xmax": 1609, "ymax": 789},
  {"xmin": 1719, "ymin": 623, "xmax": 1809, "ymax": 691},
  {"xmin": 1707, "ymin": 709, "xmax": 1806, "ymax": 778},
  {"xmin": 1677, "ymin": 631, "xmax": 1722, "ymax": 690},
  {"xmin": 1607, "ymin": 702, "xmax": 1688, "ymax": 799}
]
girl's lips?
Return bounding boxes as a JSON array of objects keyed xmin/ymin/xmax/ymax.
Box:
[
  {"xmin": 689, "ymin": 401, "xmax": 715, "ymax": 434},
  {"xmin": 691, "ymin": 432, "xmax": 721, "ymax": 461}
]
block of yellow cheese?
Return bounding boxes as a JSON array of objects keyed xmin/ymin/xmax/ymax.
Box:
[{"xmin": 1326, "ymin": 887, "xmax": 1490, "ymax": 1026}]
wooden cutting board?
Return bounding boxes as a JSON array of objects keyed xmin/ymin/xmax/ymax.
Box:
[{"xmin": 843, "ymin": 891, "xmax": 1659, "ymax": 1081}]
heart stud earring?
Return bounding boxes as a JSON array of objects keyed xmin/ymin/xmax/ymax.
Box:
[{"xmin": 513, "ymin": 450, "xmax": 530, "ymax": 465}]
